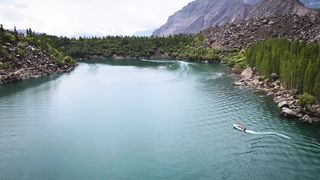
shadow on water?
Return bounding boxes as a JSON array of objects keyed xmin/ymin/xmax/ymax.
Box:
[
  {"xmin": 0, "ymin": 75, "xmax": 61, "ymax": 98},
  {"xmin": 80, "ymin": 59, "xmax": 229, "ymax": 77},
  {"xmin": 81, "ymin": 58, "xmax": 180, "ymax": 69}
]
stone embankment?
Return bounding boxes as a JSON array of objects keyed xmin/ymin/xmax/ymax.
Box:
[{"xmin": 233, "ymin": 67, "xmax": 320, "ymax": 124}]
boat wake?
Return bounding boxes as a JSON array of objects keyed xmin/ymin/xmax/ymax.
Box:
[
  {"xmin": 246, "ymin": 130, "xmax": 291, "ymax": 139},
  {"xmin": 141, "ymin": 59, "xmax": 177, "ymax": 63}
]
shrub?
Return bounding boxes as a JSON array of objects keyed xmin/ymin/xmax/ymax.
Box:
[
  {"xmin": 0, "ymin": 61, "xmax": 10, "ymax": 69},
  {"xmin": 64, "ymin": 56, "xmax": 75, "ymax": 64},
  {"xmin": 2, "ymin": 32, "xmax": 16, "ymax": 44},
  {"xmin": 297, "ymin": 92, "xmax": 314, "ymax": 108},
  {"xmin": 228, "ymin": 51, "xmax": 247, "ymax": 69}
]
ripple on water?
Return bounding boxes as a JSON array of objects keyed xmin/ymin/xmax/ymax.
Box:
[{"xmin": 0, "ymin": 61, "xmax": 320, "ymax": 179}]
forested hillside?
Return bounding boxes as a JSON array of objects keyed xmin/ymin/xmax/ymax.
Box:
[
  {"xmin": 33, "ymin": 33, "xmax": 222, "ymax": 63},
  {"xmin": 246, "ymin": 38, "xmax": 320, "ymax": 100}
]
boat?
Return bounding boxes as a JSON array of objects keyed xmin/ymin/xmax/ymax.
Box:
[{"xmin": 233, "ymin": 123, "xmax": 246, "ymax": 132}]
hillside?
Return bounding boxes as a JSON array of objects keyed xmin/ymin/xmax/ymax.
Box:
[
  {"xmin": 153, "ymin": 0, "xmax": 319, "ymax": 36},
  {"xmin": 0, "ymin": 28, "xmax": 76, "ymax": 84},
  {"xmin": 201, "ymin": 14, "xmax": 320, "ymax": 50}
]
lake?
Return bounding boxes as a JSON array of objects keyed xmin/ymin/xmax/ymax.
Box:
[{"xmin": 0, "ymin": 59, "xmax": 320, "ymax": 180}]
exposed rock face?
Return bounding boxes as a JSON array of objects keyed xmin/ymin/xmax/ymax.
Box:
[
  {"xmin": 0, "ymin": 34, "xmax": 76, "ymax": 84},
  {"xmin": 248, "ymin": 0, "xmax": 314, "ymax": 17},
  {"xmin": 153, "ymin": 0, "xmax": 319, "ymax": 36},
  {"xmin": 153, "ymin": 0, "xmax": 250, "ymax": 36},
  {"xmin": 202, "ymin": 14, "xmax": 320, "ymax": 50}
]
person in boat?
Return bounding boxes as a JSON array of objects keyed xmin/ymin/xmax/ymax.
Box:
[{"xmin": 237, "ymin": 123, "xmax": 246, "ymax": 131}]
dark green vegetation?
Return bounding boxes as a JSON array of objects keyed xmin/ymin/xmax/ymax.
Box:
[
  {"xmin": 0, "ymin": 26, "xmax": 75, "ymax": 67},
  {"xmin": 246, "ymin": 38, "xmax": 320, "ymax": 101},
  {"xmin": 226, "ymin": 50, "xmax": 246, "ymax": 69},
  {"xmin": 60, "ymin": 35, "xmax": 194, "ymax": 58},
  {"xmin": 298, "ymin": 92, "xmax": 315, "ymax": 108},
  {"xmin": 31, "ymin": 32, "xmax": 221, "ymax": 63}
]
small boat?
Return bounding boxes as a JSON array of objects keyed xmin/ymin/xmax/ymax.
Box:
[{"xmin": 233, "ymin": 123, "xmax": 246, "ymax": 132}]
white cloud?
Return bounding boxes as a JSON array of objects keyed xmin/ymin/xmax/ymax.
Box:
[{"xmin": 0, "ymin": 0, "xmax": 193, "ymax": 36}]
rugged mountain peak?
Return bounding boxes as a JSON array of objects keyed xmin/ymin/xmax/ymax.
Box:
[
  {"xmin": 243, "ymin": 0, "xmax": 261, "ymax": 4},
  {"xmin": 153, "ymin": 0, "xmax": 249, "ymax": 36},
  {"xmin": 248, "ymin": 0, "xmax": 314, "ymax": 18},
  {"xmin": 153, "ymin": 0, "xmax": 319, "ymax": 36}
]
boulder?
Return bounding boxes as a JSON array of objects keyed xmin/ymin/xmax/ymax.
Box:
[
  {"xmin": 241, "ymin": 67, "xmax": 254, "ymax": 80},
  {"xmin": 288, "ymin": 100, "xmax": 296, "ymax": 106},
  {"xmin": 233, "ymin": 81, "xmax": 243, "ymax": 86},
  {"xmin": 14, "ymin": 69, "xmax": 25, "ymax": 75},
  {"xmin": 203, "ymin": 60, "xmax": 209, "ymax": 64},
  {"xmin": 272, "ymin": 87, "xmax": 280, "ymax": 93},
  {"xmin": 278, "ymin": 101, "xmax": 289, "ymax": 108},
  {"xmin": 297, "ymin": 113, "xmax": 304, "ymax": 118},
  {"xmin": 280, "ymin": 107, "xmax": 299, "ymax": 118},
  {"xmin": 307, "ymin": 108, "xmax": 320, "ymax": 117},
  {"xmin": 300, "ymin": 115, "xmax": 313, "ymax": 124},
  {"xmin": 274, "ymin": 80, "xmax": 281, "ymax": 86},
  {"xmin": 267, "ymin": 92, "xmax": 274, "ymax": 97},
  {"xmin": 252, "ymin": 78, "xmax": 260, "ymax": 85},
  {"xmin": 0, "ymin": 70, "xmax": 6, "ymax": 75},
  {"xmin": 257, "ymin": 81, "xmax": 264, "ymax": 86},
  {"xmin": 312, "ymin": 104, "xmax": 319, "ymax": 109},
  {"xmin": 274, "ymin": 96, "xmax": 285, "ymax": 103},
  {"xmin": 289, "ymin": 89, "xmax": 298, "ymax": 96},
  {"xmin": 270, "ymin": 73, "xmax": 279, "ymax": 81}
]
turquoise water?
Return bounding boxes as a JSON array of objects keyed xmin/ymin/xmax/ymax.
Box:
[{"xmin": 0, "ymin": 59, "xmax": 320, "ymax": 180}]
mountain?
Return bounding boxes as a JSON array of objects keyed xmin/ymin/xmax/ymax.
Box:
[
  {"xmin": 133, "ymin": 29, "xmax": 154, "ymax": 36},
  {"xmin": 201, "ymin": 14, "xmax": 320, "ymax": 50},
  {"xmin": 153, "ymin": 0, "xmax": 319, "ymax": 36},
  {"xmin": 301, "ymin": 0, "xmax": 320, "ymax": 8},
  {"xmin": 243, "ymin": 0, "xmax": 261, "ymax": 4},
  {"xmin": 247, "ymin": 0, "xmax": 315, "ymax": 17}
]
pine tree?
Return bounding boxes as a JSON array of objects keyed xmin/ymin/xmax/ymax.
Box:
[
  {"xmin": 13, "ymin": 26, "xmax": 18, "ymax": 41},
  {"xmin": 0, "ymin": 24, "xmax": 4, "ymax": 34}
]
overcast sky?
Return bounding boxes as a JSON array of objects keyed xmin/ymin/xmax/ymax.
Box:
[{"xmin": 0, "ymin": 0, "xmax": 193, "ymax": 37}]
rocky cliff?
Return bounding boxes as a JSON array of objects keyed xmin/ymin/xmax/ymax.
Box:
[
  {"xmin": 153, "ymin": 0, "xmax": 319, "ymax": 36},
  {"xmin": 201, "ymin": 14, "xmax": 320, "ymax": 50}
]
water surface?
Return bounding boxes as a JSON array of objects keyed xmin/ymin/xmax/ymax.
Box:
[{"xmin": 0, "ymin": 59, "xmax": 320, "ymax": 180}]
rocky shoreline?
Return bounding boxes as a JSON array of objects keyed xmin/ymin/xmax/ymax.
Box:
[
  {"xmin": 232, "ymin": 67, "xmax": 320, "ymax": 124},
  {"xmin": 0, "ymin": 64, "xmax": 75, "ymax": 85},
  {"xmin": 0, "ymin": 42, "xmax": 76, "ymax": 85}
]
